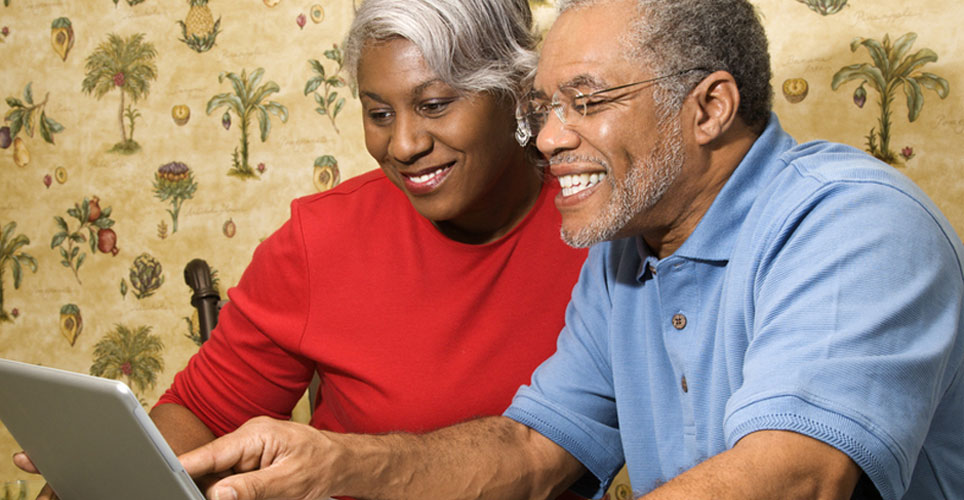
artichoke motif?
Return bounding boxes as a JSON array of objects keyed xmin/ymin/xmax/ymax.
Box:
[
  {"xmin": 796, "ymin": 0, "xmax": 848, "ymax": 15},
  {"xmin": 129, "ymin": 253, "xmax": 164, "ymax": 299},
  {"xmin": 153, "ymin": 161, "xmax": 197, "ymax": 233}
]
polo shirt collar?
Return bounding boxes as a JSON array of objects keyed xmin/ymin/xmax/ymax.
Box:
[{"xmin": 638, "ymin": 112, "xmax": 797, "ymax": 264}]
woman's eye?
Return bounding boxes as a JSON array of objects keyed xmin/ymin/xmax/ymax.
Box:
[
  {"xmin": 366, "ymin": 109, "xmax": 393, "ymax": 123},
  {"xmin": 418, "ymin": 99, "xmax": 454, "ymax": 116}
]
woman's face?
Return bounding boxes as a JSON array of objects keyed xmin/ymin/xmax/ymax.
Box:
[{"xmin": 357, "ymin": 38, "xmax": 529, "ymax": 230}]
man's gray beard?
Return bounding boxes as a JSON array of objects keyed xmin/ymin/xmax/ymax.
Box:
[{"xmin": 560, "ymin": 118, "xmax": 685, "ymax": 248}]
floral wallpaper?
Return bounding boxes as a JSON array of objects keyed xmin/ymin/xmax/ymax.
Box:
[{"xmin": 0, "ymin": 0, "xmax": 960, "ymax": 488}]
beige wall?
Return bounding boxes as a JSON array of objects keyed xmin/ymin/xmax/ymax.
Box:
[{"xmin": 1, "ymin": 0, "xmax": 960, "ymax": 485}]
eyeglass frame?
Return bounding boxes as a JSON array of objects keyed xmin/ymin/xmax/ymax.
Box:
[{"xmin": 514, "ymin": 67, "xmax": 709, "ymax": 146}]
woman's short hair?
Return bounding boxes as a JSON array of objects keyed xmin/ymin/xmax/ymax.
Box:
[
  {"xmin": 343, "ymin": 0, "xmax": 538, "ymax": 104},
  {"xmin": 558, "ymin": 0, "xmax": 773, "ymax": 130}
]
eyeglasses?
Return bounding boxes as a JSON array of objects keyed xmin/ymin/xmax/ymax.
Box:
[{"xmin": 515, "ymin": 68, "xmax": 707, "ymax": 146}]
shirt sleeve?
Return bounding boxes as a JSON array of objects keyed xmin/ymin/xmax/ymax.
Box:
[
  {"xmin": 723, "ymin": 180, "xmax": 964, "ymax": 500},
  {"xmin": 156, "ymin": 200, "xmax": 316, "ymax": 435},
  {"xmin": 505, "ymin": 242, "xmax": 625, "ymax": 498}
]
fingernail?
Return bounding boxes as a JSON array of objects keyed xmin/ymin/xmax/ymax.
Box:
[{"xmin": 213, "ymin": 486, "xmax": 238, "ymax": 500}]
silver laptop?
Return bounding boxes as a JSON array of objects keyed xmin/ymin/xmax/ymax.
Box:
[{"xmin": 0, "ymin": 358, "xmax": 206, "ymax": 500}]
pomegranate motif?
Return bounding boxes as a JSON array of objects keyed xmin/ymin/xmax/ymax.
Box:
[
  {"xmin": 88, "ymin": 196, "xmax": 102, "ymax": 222},
  {"xmin": 98, "ymin": 227, "xmax": 119, "ymax": 256}
]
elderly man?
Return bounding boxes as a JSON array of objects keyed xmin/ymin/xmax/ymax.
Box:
[{"xmin": 167, "ymin": 0, "xmax": 964, "ymax": 499}]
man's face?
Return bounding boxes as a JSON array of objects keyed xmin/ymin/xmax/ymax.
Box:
[{"xmin": 533, "ymin": 0, "xmax": 685, "ymax": 247}]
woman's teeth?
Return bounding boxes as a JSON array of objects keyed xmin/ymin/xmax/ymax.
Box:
[
  {"xmin": 408, "ymin": 166, "xmax": 450, "ymax": 184},
  {"xmin": 559, "ymin": 172, "xmax": 607, "ymax": 197}
]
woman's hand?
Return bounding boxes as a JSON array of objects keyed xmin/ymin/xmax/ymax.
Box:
[
  {"xmin": 11, "ymin": 451, "xmax": 60, "ymax": 500},
  {"xmin": 179, "ymin": 416, "xmax": 344, "ymax": 500}
]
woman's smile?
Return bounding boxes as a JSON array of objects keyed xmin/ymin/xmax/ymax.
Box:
[{"xmin": 401, "ymin": 163, "xmax": 455, "ymax": 195}]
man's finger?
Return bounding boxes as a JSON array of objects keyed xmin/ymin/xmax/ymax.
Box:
[
  {"xmin": 207, "ymin": 469, "xmax": 271, "ymax": 500},
  {"xmin": 179, "ymin": 433, "xmax": 254, "ymax": 479},
  {"xmin": 208, "ymin": 465, "xmax": 322, "ymax": 500}
]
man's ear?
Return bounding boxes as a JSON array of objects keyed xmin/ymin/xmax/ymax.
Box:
[{"xmin": 689, "ymin": 71, "xmax": 741, "ymax": 146}]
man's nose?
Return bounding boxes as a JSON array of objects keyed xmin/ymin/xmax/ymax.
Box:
[{"xmin": 536, "ymin": 111, "xmax": 580, "ymax": 158}]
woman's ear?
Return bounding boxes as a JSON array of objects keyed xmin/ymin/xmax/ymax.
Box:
[{"xmin": 689, "ymin": 71, "xmax": 741, "ymax": 146}]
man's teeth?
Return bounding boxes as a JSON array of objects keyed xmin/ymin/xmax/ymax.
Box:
[
  {"xmin": 559, "ymin": 172, "xmax": 607, "ymax": 196},
  {"xmin": 408, "ymin": 166, "xmax": 449, "ymax": 184}
]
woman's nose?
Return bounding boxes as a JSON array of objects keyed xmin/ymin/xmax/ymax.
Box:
[{"xmin": 388, "ymin": 113, "xmax": 432, "ymax": 164}]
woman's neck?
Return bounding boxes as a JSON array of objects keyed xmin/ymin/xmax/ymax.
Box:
[{"xmin": 433, "ymin": 159, "xmax": 543, "ymax": 245}]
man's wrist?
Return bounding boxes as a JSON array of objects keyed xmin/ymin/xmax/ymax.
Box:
[{"xmin": 325, "ymin": 431, "xmax": 415, "ymax": 498}]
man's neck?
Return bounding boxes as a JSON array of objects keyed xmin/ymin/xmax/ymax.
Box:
[{"xmin": 642, "ymin": 125, "xmax": 760, "ymax": 260}]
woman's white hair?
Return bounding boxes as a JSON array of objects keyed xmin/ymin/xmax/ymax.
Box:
[{"xmin": 343, "ymin": 0, "xmax": 538, "ymax": 104}]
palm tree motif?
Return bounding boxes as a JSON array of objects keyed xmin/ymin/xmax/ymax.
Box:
[
  {"xmin": 832, "ymin": 33, "xmax": 950, "ymax": 165},
  {"xmin": 207, "ymin": 68, "xmax": 288, "ymax": 179},
  {"xmin": 90, "ymin": 324, "xmax": 164, "ymax": 404},
  {"xmin": 81, "ymin": 33, "xmax": 158, "ymax": 154},
  {"xmin": 0, "ymin": 222, "xmax": 38, "ymax": 322}
]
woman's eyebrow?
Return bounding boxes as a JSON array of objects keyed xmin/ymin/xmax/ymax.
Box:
[
  {"xmin": 361, "ymin": 78, "xmax": 447, "ymax": 103},
  {"xmin": 412, "ymin": 78, "xmax": 447, "ymax": 96}
]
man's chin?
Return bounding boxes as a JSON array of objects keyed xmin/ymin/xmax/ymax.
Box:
[{"xmin": 560, "ymin": 220, "xmax": 617, "ymax": 248}]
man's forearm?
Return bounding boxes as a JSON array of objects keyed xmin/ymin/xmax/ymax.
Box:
[
  {"xmin": 181, "ymin": 414, "xmax": 587, "ymax": 500},
  {"xmin": 333, "ymin": 416, "xmax": 586, "ymax": 500},
  {"xmin": 641, "ymin": 430, "xmax": 861, "ymax": 500}
]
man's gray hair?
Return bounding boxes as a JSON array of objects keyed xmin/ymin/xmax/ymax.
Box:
[
  {"xmin": 342, "ymin": 0, "xmax": 538, "ymax": 104},
  {"xmin": 558, "ymin": 0, "xmax": 773, "ymax": 129}
]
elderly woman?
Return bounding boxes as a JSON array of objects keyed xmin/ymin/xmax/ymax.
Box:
[
  {"xmin": 150, "ymin": 0, "xmax": 587, "ymax": 443},
  {"xmin": 18, "ymin": 0, "xmax": 587, "ymax": 498},
  {"xmin": 16, "ymin": 1, "xmax": 586, "ymax": 499}
]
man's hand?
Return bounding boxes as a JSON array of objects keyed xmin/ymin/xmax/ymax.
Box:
[
  {"xmin": 180, "ymin": 416, "xmax": 344, "ymax": 500},
  {"xmin": 12, "ymin": 451, "xmax": 60, "ymax": 500},
  {"xmin": 180, "ymin": 415, "xmax": 583, "ymax": 500}
]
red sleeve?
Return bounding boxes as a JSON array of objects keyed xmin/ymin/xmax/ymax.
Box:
[{"xmin": 156, "ymin": 200, "xmax": 315, "ymax": 435}]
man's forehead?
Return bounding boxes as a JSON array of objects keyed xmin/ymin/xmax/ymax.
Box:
[{"xmin": 534, "ymin": 3, "xmax": 634, "ymax": 91}]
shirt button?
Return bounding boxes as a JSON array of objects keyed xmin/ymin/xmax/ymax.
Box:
[
  {"xmin": 672, "ymin": 313, "xmax": 687, "ymax": 330},
  {"xmin": 681, "ymin": 375, "xmax": 689, "ymax": 393},
  {"xmin": 648, "ymin": 264, "xmax": 657, "ymax": 276}
]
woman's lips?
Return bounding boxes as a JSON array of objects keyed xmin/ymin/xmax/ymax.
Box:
[{"xmin": 402, "ymin": 163, "xmax": 454, "ymax": 195}]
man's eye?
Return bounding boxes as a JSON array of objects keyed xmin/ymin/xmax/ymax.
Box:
[{"xmin": 573, "ymin": 97, "xmax": 609, "ymax": 116}]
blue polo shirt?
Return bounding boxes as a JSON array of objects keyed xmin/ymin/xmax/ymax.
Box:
[{"xmin": 505, "ymin": 114, "xmax": 964, "ymax": 500}]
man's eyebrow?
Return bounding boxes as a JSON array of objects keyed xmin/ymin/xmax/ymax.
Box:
[
  {"xmin": 560, "ymin": 74, "xmax": 608, "ymax": 90},
  {"xmin": 532, "ymin": 73, "xmax": 609, "ymax": 97}
]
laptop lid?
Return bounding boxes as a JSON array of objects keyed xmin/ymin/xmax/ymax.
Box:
[{"xmin": 0, "ymin": 358, "xmax": 206, "ymax": 500}]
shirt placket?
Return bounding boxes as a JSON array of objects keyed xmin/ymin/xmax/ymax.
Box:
[{"xmin": 655, "ymin": 257, "xmax": 701, "ymax": 464}]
